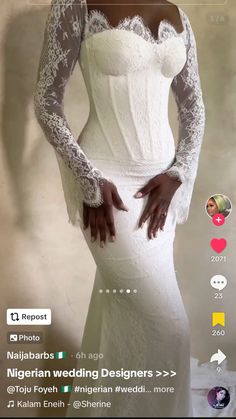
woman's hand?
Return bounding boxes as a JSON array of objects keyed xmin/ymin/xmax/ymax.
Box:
[
  {"xmin": 83, "ymin": 180, "xmax": 129, "ymax": 248},
  {"xmin": 134, "ymin": 173, "xmax": 182, "ymax": 239}
]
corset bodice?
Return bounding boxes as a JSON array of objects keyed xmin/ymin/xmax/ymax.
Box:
[{"xmin": 78, "ymin": 29, "xmax": 186, "ymax": 163}]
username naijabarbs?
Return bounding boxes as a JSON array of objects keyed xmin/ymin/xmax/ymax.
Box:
[{"xmin": 7, "ymin": 351, "xmax": 57, "ymax": 361}]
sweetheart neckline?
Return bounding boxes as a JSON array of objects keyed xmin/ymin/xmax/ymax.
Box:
[
  {"xmin": 84, "ymin": 3, "xmax": 186, "ymax": 45},
  {"xmin": 81, "ymin": 26, "xmax": 186, "ymax": 55}
]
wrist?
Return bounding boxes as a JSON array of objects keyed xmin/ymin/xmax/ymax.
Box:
[
  {"xmin": 161, "ymin": 173, "xmax": 182, "ymax": 196},
  {"xmin": 162, "ymin": 169, "xmax": 184, "ymax": 185},
  {"xmin": 80, "ymin": 175, "xmax": 112, "ymax": 207}
]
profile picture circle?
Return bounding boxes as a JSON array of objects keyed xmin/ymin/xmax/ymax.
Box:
[
  {"xmin": 207, "ymin": 386, "xmax": 230, "ymax": 409},
  {"xmin": 206, "ymin": 194, "xmax": 232, "ymax": 218}
]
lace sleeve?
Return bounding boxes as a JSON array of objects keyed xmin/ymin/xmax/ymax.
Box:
[
  {"xmin": 163, "ymin": 10, "xmax": 206, "ymax": 223},
  {"xmin": 34, "ymin": 0, "xmax": 111, "ymax": 207}
]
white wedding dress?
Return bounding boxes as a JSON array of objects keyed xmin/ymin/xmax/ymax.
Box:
[{"xmin": 34, "ymin": 0, "xmax": 205, "ymax": 417}]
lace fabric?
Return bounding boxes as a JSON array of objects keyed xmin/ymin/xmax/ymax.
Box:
[
  {"xmin": 83, "ymin": 7, "xmax": 186, "ymax": 45},
  {"xmin": 162, "ymin": 10, "xmax": 206, "ymax": 222},
  {"xmin": 34, "ymin": 0, "xmax": 205, "ymax": 222},
  {"xmin": 34, "ymin": 0, "xmax": 111, "ymax": 207}
]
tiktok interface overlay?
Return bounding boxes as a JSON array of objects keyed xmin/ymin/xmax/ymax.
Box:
[
  {"xmin": 206, "ymin": 193, "xmax": 232, "ymax": 410},
  {"xmin": 5, "ymin": 309, "xmax": 178, "ymax": 412}
]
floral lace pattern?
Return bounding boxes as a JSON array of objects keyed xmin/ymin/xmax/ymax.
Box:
[
  {"xmin": 161, "ymin": 10, "xmax": 205, "ymax": 222},
  {"xmin": 34, "ymin": 0, "xmax": 111, "ymax": 207},
  {"xmin": 83, "ymin": 7, "xmax": 186, "ymax": 45},
  {"xmin": 163, "ymin": 11, "xmax": 205, "ymax": 185},
  {"xmin": 34, "ymin": 0, "xmax": 205, "ymax": 218}
]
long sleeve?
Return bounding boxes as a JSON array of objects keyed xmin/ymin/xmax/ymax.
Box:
[
  {"xmin": 163, "ymin": 10, "xmax": 206, "ymax": 223},
  {"xmin": 34, "ymin": 0, "xmax": 111, "ymax": 207}
]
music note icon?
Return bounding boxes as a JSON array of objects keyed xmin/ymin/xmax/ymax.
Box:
[{"xmin": 7, "ymin": 400, "xmax": 14, "ymax": 408}]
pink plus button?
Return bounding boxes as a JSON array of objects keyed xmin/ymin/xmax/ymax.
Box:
[{"xmin": 212, "ymin": 213, "xmax": 225, "ymax": 226}]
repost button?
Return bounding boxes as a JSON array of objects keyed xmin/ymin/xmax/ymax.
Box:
[{"xmin": 7, "ymin": 309, "xmax": 51, "ymax": 325}]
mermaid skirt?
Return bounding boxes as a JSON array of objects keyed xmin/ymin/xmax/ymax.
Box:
[{"xmin": 56, "ymin": 155, "xmax": 193, "ymax": 417}]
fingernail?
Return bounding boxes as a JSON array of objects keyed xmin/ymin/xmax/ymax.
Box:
[
  {"xmin": 111, "ymin": 235, "xmax": 116, "ymax": 242},
  {"xmin": 122, "ymin": 205, "xmax": 129, "ymax": 211},
  {"xmin": 140, "ymin": 222, "xmax": 144, "ymax": 229},
  {"xmin": 135, "ymin": 192, "xmax": 142, "ymax": 198},
  {"xmin": 91, "ymin": 237, "xmax": 95, "ymax": 242},
  {"xmin": 100, "ymin": 241, "xmax": 105, "ymax": 248}
]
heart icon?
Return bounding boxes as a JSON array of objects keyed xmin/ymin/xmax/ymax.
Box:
[{"xmin": 210, "ymin": 238, "xmax": 227, "ymax": 253}]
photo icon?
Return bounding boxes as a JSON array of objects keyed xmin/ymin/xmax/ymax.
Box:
[{"xmin": 9, "ymin": 334, "xmax": 18, "ymax": 342}]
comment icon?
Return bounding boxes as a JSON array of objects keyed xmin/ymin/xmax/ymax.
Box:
[{"xmin": 210, "ymin": 275, "xmax": 227, "ymax": 291}]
